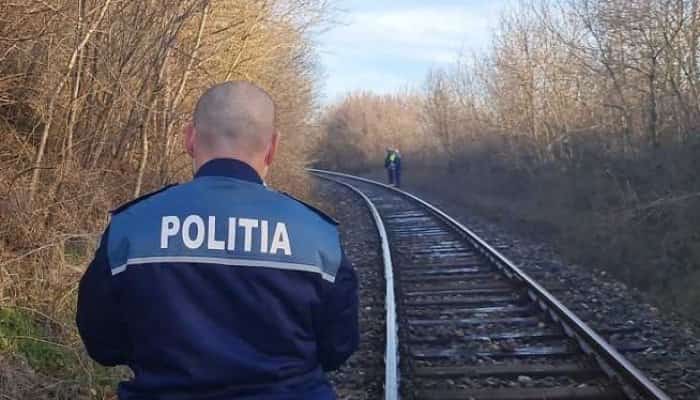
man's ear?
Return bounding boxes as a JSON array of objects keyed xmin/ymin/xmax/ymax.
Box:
[
  {"xmin": 264, "ymin": 130, "xmax": 280, "ymax": 167},
  {"xmin": 184, "ymin": 123, "xmax": 196, "ymax": 157}
]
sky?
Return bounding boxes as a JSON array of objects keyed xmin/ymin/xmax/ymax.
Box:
[{"xmin": 317, "ymin": 0, "xmax": 510, "ymax": 102}]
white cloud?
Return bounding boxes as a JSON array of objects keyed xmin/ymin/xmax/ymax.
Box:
[
  {"xmin": 324, "ymin": 7, "xmax": 484, "ymax": 59},
  {"xmin": 318, "ymin": 1, "xmax": 507, "ymax": 99},
  {"xmin": 352, "ymin": 9, "xmax": 487, "ymax": 45},
  {"xmin": 324, "ymin": 70, "xmax": 408, "ymax": 102}
]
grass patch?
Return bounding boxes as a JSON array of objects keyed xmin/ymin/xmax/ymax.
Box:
[
  {"xmin": 0, "ymin": 306, "xmax": 127, "ymax": 398},
  {"xmin": 0, "ymin": 307, "xmax": 75, "ymax": 374}
]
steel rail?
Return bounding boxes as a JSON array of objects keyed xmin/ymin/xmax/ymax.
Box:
[
  {"xmin": 309, "ymin": 168, "xmax": 670, "ymax": 400},
  {"xmin": 312, "ymin": 172, "xmax": 399, "ymax": 400}
]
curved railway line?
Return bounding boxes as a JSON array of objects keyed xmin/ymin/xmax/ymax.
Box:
[{"xmin": 311, "ymin": 169, "xmax": 670, "ymax": 400}]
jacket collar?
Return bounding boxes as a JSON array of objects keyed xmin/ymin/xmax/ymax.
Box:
[{"xmin": 194, "ymin": 158, "xmax": 264, "ymax": 185}]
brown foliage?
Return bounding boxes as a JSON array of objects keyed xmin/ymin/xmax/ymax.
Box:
[
  {"xmin": 316, "ymin": 91, "xmax": 429, "ymax": 169},
  {"xmin": 0, "ymin": 0, "xmax": 330, "ymax": 396},
  {"xmin": 318, "ymin": 0, "xmax": 700, "ymax": 318}
]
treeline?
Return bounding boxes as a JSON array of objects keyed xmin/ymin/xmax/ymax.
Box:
[
  {"xmin": 0, "ymin": 1, "xmax": 328, "ymax": 397},
  {"xmin": 318, "ymin": 91, "xmax": 425, "ymax": 167},
  {"xmin": 318, "ymin": 0, "xmax": 700, "ymax": 317}
]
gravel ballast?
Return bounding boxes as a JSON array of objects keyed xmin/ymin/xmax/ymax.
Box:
[
  {"xmin": 310, "ymin": 176, "xmax": 700, "ymax": 399},
  {"xmin": 310, "ymin": 180, "xmax": 386, "ymax": 399},
  {"xmin": 403, "ymin": 189, "xmax": 700, "ymax": 400}
]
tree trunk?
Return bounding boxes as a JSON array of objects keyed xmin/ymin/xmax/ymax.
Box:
[
  {"xmin": 29, "ymin": 0, "xmax": 112, "ymax": 203},
  {"xmin": 648, "ymin": 67, "xmax": 659, "ymax": 148},
  {"xmin": 65, "ymin": 0, "xmax": 85, "ymax": 167},
  {"xmin": 160, "ymin": 2, "xmax": 210, "ymax": 183},
  {"xmin": 133, "ymin": 119, "xmax": 150, "ymax": 198}
]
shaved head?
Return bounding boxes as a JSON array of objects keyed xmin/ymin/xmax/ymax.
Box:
[
  {"xmin": 186, "ymin": 81, "xmax": 281, "ymax": 178},
  {"xmin": 193, "ymin": 81, "xmax": 276, "ymax": 153}
]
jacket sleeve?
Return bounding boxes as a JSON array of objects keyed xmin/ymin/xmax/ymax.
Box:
[
  {"xmin": 76, "ymin": 227, "xmax": 131, "ymax": 366},
  {"xmin": 318, "ymin": 250, "xmax": 359, "ymax": 371}
]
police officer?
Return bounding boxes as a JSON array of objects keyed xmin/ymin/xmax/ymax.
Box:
[
  {"xmin": 76, "ymin": 81, "xmax": 359, "ymax": 400},
  {"xmin": 384, "ymin": 148, "xmax": 402, "ymax": 187},
  {"xmin": 392, "ymin": 149, "xmax": 402, "ymax": 188},
  {"xmin": 384, "ymin": 148, "xmax": 395, "ymax": 185}
]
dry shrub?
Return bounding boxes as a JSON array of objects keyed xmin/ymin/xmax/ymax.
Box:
[
  {"xmin": 316, "ymin": 0, "xmax": 700, "ymax": 320},
  {"xmin": 316, "ymin": 91, "xmax": 429, "ymax": 171},
  {"xmin": 0, "ymin": 0, "xmax": 331, "ymax": 396}
]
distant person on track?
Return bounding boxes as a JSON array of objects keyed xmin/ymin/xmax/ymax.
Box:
[
  {"xmin": 384, "ymin": 148, "xmax": 394, "ymax": 185},
  {"xmin": 384, "ymin": 148, "xmax": 402, "ymax": 187},
  {"xmin": 76, "ymin": 81, "xmax": 359, "ymax": 400},
  {"xmin": 393, "ymin": 149, "xmax": 402, "ymax": 187}
]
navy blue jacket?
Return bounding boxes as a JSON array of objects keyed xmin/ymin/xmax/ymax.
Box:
[{"xmin": 76, "ymin": 159, "xmax": 359, "ymax": 399}]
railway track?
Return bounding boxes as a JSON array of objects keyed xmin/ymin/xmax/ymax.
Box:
[{"xmin": 310, "ymin": 170, "xmax": 670, "ymax": 400}]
